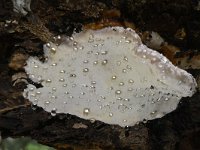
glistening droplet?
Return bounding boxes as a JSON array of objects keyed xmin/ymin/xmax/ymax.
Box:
[
  {"xmin": 83, "ymin": 68, "xmax": 89, "ymax": 72},
  {"xmin": 102, "ymin": 60, "xmax": 108, "ymax": 65},
  {"xmin": 115, "ymin": 90, "xmax": 122, "ymax": 95},
  {"xmin": 83, "ymin": 108, "xmax": 90, "ymax": 115},
  {"xmin": 51, "ymin": 108, "xmax": 57, "ymax": 116}
]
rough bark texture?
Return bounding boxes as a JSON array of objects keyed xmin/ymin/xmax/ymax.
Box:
[{"xmin": 0, "ymin": 0, "xmax": 200, "ymax": 150}]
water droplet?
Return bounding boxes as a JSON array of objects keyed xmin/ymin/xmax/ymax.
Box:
[
  {"xmin": 102, "ymin": 59, "xmax": 108, "ymax": 65},
  {"xmin": 51, "ymin": 95, "xmax": 57, "ymax": 99},
  {"xmin": 100, "ymin": 96, "xmax": 106, "ymax": 99},
  {"xmin": 109, "ymin": 86, "xmax": 113, "ymax": 90},
  {"xmin": 150, "ymin": 111, "xmax": 156, "ymax": 116},
  {"xmin": 152, "ymin": 57, "xmax": 157, "ymax": 62},
  {"xmin": 31, "ymin": 103, "xmax": 37, "ymax": 110},
  {"xmin": 46, "ymin": 43, "xmax": 51, "ymax": 48},
  {"xmin": 109, "ymin": 113, "xmax": 113, "ymax": 117},
  {"xmin": 164, "ymin": 97, "xmax": 169, "ymax": 101},
  {"xmin": 119, "ymin": 82, "xmax": 124, "ymax": 86},
  {"xmin": 125, "ymin": 40, "xmax": 131, "ymax": 43},
  {"xmin": 101, "ymin": 51, "xmax": 108, "ymax": 55},
  {"xmin": 96, "ymin": 99, "xmax": 101, "ymax": 102},
  {"xmin": 91, "ymin": 81, "xmax": 96, "ymax": 84},
  {"xmin": 90, "ymin": 118, "xmax": 96, "ymax": 123},
  {"xmin": 79, "ymin": 46, "xmax": 84, "ymax": 50},
  {"xmin": 122, "ymin": 69, "xmax": 127, "ymax": 73},
  {"xmin": 46, "ymin": 79, "xmax": 51, "ymax": 83},
  {"xmin": 124, "ymin": 98, "xmax": 130, "ymax": 101},
  {"xmin": 51, "ymin": 47, "xmax": 56, "ymax": 53},
  {"xmin": 126, "ymin": 65, "xmax": 132, "ymax": 70},
  {"xmin": 124, "ymin": 56, "xmax": 128, "ymax": 61},
  {"xmin": 116, "ymin": 61, "xmax": 121, "ymax": 66},
  {"xmin": 60, "ymin": 70, "xmax": 65, "ymax": 73},
  {"xmin": 117, "ymin": 97, "xmax": 123, "ymax": 100},
  {"xmin": 63, "ymin": 84, "xmax": 67, "ymax": 87},
  {"xmin": 69, "ymin": 37, "xmax": 74, "ymax": 41},
  {"xmin": 70, "ymin": 74, "xmax": 76, "ymax": 77},
  {"xmin": 30, "ymin": 93, "xmax": 36, "ymax": 97},
  {"xmin": 45, "ymin": 101, "xmax": 50, "ymax": 105},
  {"xmin": 33, "ymin": 99, "xmax": 38, "ymax": 104},
  {"xmin": 128, "ymin": 79, "xmax": 134, "ymax": 83},
  {"xmin": 69, "ymin": 95, "xmax": 74, "ymax": 99},
  {"xmin": 57, "ymin": 35, "xmax": 61, "ymax": 40},
  {"xmin": 80, "ymin": 92, "xmax": 85, "ymax": 95},
  {"xmin": 158, "ymin": 64, "xmax": 163, "ymax": 68},
  {"xmin": 73, "ymin": 41, "xmax": 77, "ymax": 46},
  {"xmin": 128, "ymin": 88, "xmax": 133, "ymax": 91},
  {"xmin": 52, "ymin": 87, "xmax": 56, "ymax": 91},
  {"xmin": 143, "ymin": 55, "xmax": 146, "ymax": 58},
  {"xmin": 112, "ymin": 75, "xmax": 117, "ymax": 80},
  {"xmin": 83, "ymin": 60, "xmax": 89, "ymax": 63},
  {"xmin": 93, "ymin": 61, "xmax": 98, "ymax": 65},
  {"xmin": 72, "ymin": 84, "xmax": 76, "ymax": 87},
  {"xmin": 65, "ymin": 91, "xmax": 69, "ymax": 95},
  {"xmin": 29, "ymin": 87, "xmax": 34, "ymax": 91},
  {"xmin": 51, "ymin": 108, "xmax": 57, "ymax": 116},
  {"xmin": 73, "ymin": 47, "xmax": 78, "ymax": 51},
  {"xmin": 82, "ymin": 84, "xmax": 88, "ymax": 88},
  {"xmin": 83, "ymin": 68, "xmax": 89, "ymax": 72},
  {"xmin": 30, "ymin": 74, "xmax": 35, "ymax": 78},
  {"xmin": 52, "ymin": 63, "xmax": 57, "ymax": 66},
  {"xmin": 36, "ymin": 91, "xmax": 41, "ymax": 95},
  {"xmin": 90, "ymin": 85, "xmax": 95, "ymax": 89},
  {"xmin": 59, "ymin": 78, "xmax": 65, "ymax": 82},
  {"xmin": 115, "ymin": 90, "xmax": 121, "ymax": 95},
  {"xmin": 83, "ymin": 108, "xmax": 90, "ymax": 115}
]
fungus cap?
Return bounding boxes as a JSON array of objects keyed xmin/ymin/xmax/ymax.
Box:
[{"xmin": 24, "ymin": 27, "xmax": 197, "ymax": 127}]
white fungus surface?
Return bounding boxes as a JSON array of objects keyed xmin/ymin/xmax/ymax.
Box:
[{"xmin": 23, "ymin": 27, "xmax": 197, "ymax": 127}]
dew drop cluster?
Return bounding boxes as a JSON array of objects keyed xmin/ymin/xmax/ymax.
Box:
[{"xmin": 23, "ymin": 27, "xmax": 197, "ymax": 127}]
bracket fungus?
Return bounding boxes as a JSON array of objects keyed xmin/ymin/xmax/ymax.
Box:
[{"xmin": 23, "ymin": 27, "xmax": 197, "ymax": 127}]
